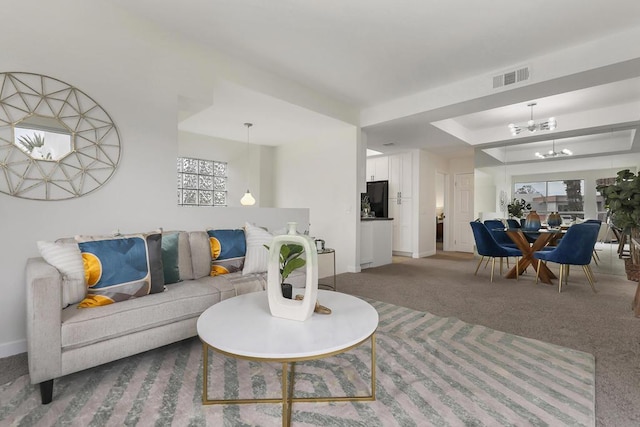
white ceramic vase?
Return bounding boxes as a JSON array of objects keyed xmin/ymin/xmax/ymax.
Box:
[{"xmin": 267, "ymin": 222, "xmax": 318, "ymax": 321}]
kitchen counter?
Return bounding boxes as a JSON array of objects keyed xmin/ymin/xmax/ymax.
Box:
[
  {"xmin": 361, "ymin": 217, "xmax": 394, "ymax": 221},
  {"xmin": 360, "ymin": 219, "xmax": 392, "ymax": 269}
]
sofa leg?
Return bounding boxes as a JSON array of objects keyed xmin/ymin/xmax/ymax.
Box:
[{"xmin": 40, "ymin": 379, "xmax": 53, "ymax": 404}]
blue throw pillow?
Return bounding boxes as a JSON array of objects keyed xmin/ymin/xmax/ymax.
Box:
[
  {"xmin": 75, "ymin": 231, "xmax": 165, "ymax": 307},
  {"xmin": 206, "ymin": 229, "xmax": 246, "ymax": 276}
]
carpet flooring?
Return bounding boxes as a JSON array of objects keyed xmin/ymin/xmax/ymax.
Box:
[{"xmin": 0, "ymin": 299, "xmax": 595, "ymax": 426}]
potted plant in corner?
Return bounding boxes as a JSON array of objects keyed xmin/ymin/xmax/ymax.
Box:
[
  {"xmin": 596, "ymin": 169, "xmax": 640, "ymax": 280},
  {"xmin": 264, "ymin": 243, "xmax": 306, "ymax": 298}
]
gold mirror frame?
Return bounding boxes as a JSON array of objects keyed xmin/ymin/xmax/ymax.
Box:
[{"xmin": 0, "ymin": 72, "xmax": 121, "ymax": 200}]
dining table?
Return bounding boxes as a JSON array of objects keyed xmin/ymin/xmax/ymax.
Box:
[{"xmin": 505, "ymin": 228, "xmax": 564, "ymax": 284}]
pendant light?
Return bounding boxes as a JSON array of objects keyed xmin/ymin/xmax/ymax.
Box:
[{"xmin": 240, "ymin": 122, "xmax": 256, "ymax": 206}]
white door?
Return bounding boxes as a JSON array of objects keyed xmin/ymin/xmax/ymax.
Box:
[{"xmin": 454, "ymin": 173, "xmax": 474, "ymax": 253}]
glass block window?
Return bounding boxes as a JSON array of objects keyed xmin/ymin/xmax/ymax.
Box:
[{"xmin": 177, "ymin": 157, "xmax": 227, "ymax": 206}]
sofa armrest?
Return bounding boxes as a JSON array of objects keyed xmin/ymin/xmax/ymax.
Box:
[{"xmin": 25, "ymin": 257, "xmax": 62, "ymax": 384}]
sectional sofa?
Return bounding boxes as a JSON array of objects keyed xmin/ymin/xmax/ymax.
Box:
[{"xmin": 25, "ymin": 227, "xmax": 304, "ymax": 404}]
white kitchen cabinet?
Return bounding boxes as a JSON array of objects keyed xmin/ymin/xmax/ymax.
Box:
[
  {"xmin": 366, "ymin": 156, "xmax": 389, "ymax": 182},
  {"xmin": 389, "ymin": 151, "xmax": 413, "ymax": 254},
  {"xmin": 389, "ymin": 152, "xmax": 412, "ymax": 198},
  {"xmin": 360, "ymin": 221, "xmax": 374, "ymax": 265},
  {"xmin": 390, "ymin": 198, "xmax": 413, "ymax": 253},
  {"xmin": 360, "ymin": 220, "xmax": 392, "ymax": 268}
]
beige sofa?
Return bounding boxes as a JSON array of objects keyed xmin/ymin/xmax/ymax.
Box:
[{"xmin": 25, "ymin": 230, "xmax": 303, "ymax": 404}]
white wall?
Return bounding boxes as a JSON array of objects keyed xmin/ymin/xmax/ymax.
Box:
[
  {"xmin": 0, "ymin": 0, "xmax": 357, "ymax": 356},
  {"xmin": 178, "ymin": 131, "xmax": 276, "ymax": 207},
  {"xmin": 274, "ymin": 126, "xmax": 360, "ymax": 273}
]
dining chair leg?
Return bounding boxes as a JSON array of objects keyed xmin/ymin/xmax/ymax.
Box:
[
  {"xmin": 535, "ymin": 259, "xmax": 541, "ymax": 284},
  {"xmin": 592, "ymin": 251, "xmax": 599, "ymax": 265},
  {"xmin": 516, "ymin": 257, "xmax": 519, "ymax": 280},
  {"xmin": 593, "ymin": 249, "xmax": 601, "ymax": 261},
  {"xmin": 558, "ymin": 264, "xmax": 564, "ymax": 293},
  {"xmin": 500, "ymin": 257, "xmax": 503, "ymax": 275},
  {"xmin": 484, "ymin": 256, "xmax": 491, "ymax": 269},
  {"xmin": 491, "ymin": 258, "xmax": 496, "ymax": 282},
  {"xmin": 474, "ymin": 256, "xmax": 484, "ymax": 275},
  {"xmin": 584, "ymin": 265, "xmax": 598, "ymax": 292}
]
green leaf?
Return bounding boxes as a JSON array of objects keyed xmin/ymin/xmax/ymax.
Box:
[{"xmin": 281, "ymin": 257, "xmax": 305, "ymax": 281}]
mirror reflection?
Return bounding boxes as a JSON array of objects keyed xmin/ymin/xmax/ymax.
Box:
[{"xmin": 13, "ymin": 115, "xmax": 73, "ymax": 161}]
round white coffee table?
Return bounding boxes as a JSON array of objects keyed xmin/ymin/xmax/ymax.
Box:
[{"xmin": 197, "ymin": 290, "xmax": 378, "ymax": 426}]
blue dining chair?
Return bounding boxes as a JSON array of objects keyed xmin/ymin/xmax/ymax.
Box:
[
  {"xmin": 583, "ymin": 219, "xmax": 602, "ymax": 264},
  {"xmin": 470, "ymin": 221, "xmax": 522, "ymax": 282},
  {"xmin": 483, "ymin": 220, "xmax": 518, "ymax": 248},
  {"xmin": 533, "ymin": 223, "xmax": 600, "ymax": 293}
]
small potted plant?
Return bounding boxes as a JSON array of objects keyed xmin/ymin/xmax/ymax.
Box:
[
  {"xmin": 507, "ymin": 198, "xmax": 531, "ymax": 219},
  {"xmin": 264, "ymin": 243, "xmax": 306, "ymax": 298},
  {"xmin": 597, "ymin": 169, "xmax": 640, "ymax": 279}
]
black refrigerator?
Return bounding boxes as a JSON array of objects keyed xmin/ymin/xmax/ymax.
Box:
[{"xmin": 366, "ymin": 180, "xmax": 389, "ymax": 218}]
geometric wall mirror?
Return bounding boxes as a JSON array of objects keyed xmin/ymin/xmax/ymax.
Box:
[{"xmin": 0, "ymin": 72, "xmax": 121, "ymax": 200}]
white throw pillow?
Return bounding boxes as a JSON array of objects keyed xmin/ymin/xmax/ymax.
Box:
[
  {"xmin": 37, "ymin": 241, "xmax": 86, "ymax": 308},
  {"xmin": 242, "ymin": 223, "xmax": 274, "ymax": 275}
]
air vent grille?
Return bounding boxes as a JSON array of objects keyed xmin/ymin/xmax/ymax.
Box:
[{"xmin": 493, "ymin": 66, "xmax": 530, "ymax": 89}]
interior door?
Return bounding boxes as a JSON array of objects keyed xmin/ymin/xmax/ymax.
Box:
[{"xmin": 454, "ymin": 173, "xmax": 474, "ymax": 253}]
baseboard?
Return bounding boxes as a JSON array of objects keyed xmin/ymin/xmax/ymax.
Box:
[
  {"xmin": 0, "ymin": 339, "xmax": 27, "ymax": 358},
  {"xmin": 415, "ymin": 250, "xmax": 436, "ymax": 258},
  {"xmin": 347, "ymin": 265, "xmax": 361, "ymax": 273}
]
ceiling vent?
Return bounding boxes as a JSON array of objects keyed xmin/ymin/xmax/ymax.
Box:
[{"xmin": 493, "ymin": 66, "xmax": 530, "ymax": 89}]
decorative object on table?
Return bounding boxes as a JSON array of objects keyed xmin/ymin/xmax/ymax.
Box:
[
  {"xmin": 0, "ymin": 72, "xmax": 120, "ymax": 200},
  {"xmin": 547, "ymin": 212, "xmax": 562, "ymax": 228},
  {"xmin": 507, "ymin": 198, "xmax": 531, "ymax": 219},
  {"xmin": 266, "ymin": 222, "xmax": 318, "ymax": 321},
  {"xmin": 523, "ymin": 210, "xmax": 542, "ymax": 231},
  {"xmin": 596, "ymin": 169, "xmax": 640, "ymax": 278},
  {"xmin": 315, "ymin": 238, "xmax": 325, "ymax": 251},
  {"xmin": 361, "ymin": 194, "xmax": 371, "ymax": 217},
  {"xmin": 294, "ymin": 294, "xmax": 331, "ymax": 314}
]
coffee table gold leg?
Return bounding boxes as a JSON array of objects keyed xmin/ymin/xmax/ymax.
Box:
[
  {"xmin": 282, "ymin": 362, "xmax": 295, "ymax": 427},
  {"xmin": 202, "ymin": 342, "xmax": 209, "ymax": 403},
  {"xmin": 371, "ymin": 333, "xmax": 376, "ymax": 399}
]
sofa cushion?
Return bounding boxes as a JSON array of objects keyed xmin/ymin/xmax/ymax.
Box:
[
  {"xmin": 75, "ymin": 232, "xmax": 165, "ymax": 307},
  {"xmin": 189, "ymin": 231, "xmax": 212, "ymax": 279},
  {"xmin": 242, "ymin": 222, "xmax": 274, "ymax": 275},
  {"xmin": 176, "ymin": 231, "xmax": 194, "ymax": 281},
  {"xmin": 60, "ymin": 272, "xmax": 266, "ymax": 349},
  {"xmin": 207, "ymin": 229, "xmax": 246, "ymax": 276},
  {"xmin": 161, "ymin": 232, "xmax": 181, "ymax": 284},
  {"xmin": 36, "ymin": 240, "xmax": 86, "ymax": 308}
]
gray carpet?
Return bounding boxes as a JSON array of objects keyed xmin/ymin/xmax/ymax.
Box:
[
  {"xmin": 1, "ymin": 298, "xmax": 595, "ymax": 426},
  {"xmin": 337, "ymin": 251, "xmax": 640, "ymax": 427}
]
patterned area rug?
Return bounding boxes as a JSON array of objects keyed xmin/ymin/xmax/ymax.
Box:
[{"xmin": 1, "ymin": 298, "xmax": 595, "ymax": 426}]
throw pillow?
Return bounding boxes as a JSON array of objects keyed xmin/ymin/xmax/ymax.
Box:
[
  {"xmin": 162, "ymin": 232, "xmax": 181, "ymax": 284},
  {"xmin": 37, "ymin": 241, "xmax": 86, "ymax": 308},
  {"xmin": 206, "ymin": 229, "xmax": 246, "ymax": 276},
  {"xmin": 75, "ymin": 231, "xmax": 165, "ymax": 308},
  {"xmin": 242, "ymin": 222, "xmax": 274, "ymax": 275}
]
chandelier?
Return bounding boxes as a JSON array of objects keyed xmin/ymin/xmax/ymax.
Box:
[
  {"xmin": 508, "ymin": 102, "xmax": 557, "ymax": 136},
  {"xmin": 535, "ymin": 140, "xmax": 572, "ymax": 159}
]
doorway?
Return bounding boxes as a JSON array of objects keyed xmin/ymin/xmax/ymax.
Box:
[{"xmin": 436, "ymin": 172, "xmax": 446, "ymax": 252}]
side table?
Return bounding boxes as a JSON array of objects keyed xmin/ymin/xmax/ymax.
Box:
[{"xmin": 317, "ymin": 248, "xmax": 336, "ymax": 291}]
